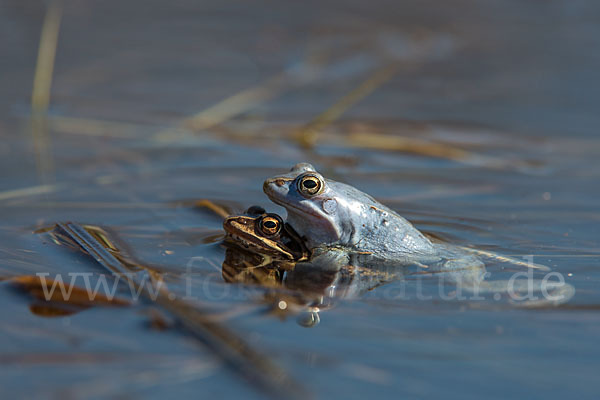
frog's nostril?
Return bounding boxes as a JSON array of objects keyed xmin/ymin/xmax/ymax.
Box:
[
  {"xmin": 263, "ymin": 178, "xmax": 290, "ymax": 194},
  {"xmin": 265, "ymin": 178, "xmax": 285, "ymax": 187}
]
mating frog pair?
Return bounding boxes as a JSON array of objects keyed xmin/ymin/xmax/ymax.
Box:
[{"xmin": 228, "ymin": 163, "xmax": 469, "ymax": 265}]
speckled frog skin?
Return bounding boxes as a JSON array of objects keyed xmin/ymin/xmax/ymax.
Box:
[{"xmin": 263, "ymin": 163, "xmax": 438, "ymax": 261}]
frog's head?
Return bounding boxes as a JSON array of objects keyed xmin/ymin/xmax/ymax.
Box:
[
  {"xmin": 223, "ymin": 206, "xmax": 307, "ymax": 261},
  {"xmin": 263, "ymin": 163, "xmax": 344, "ymax": 247}
]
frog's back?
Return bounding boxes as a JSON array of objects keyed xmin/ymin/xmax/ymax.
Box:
[{"xmin": 328, "ymin": 180, "xmax": 437, "ymax": 259}]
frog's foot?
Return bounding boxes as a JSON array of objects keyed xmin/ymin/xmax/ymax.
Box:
[
  {"xmin": 456, "ymin": 246, "xmax": 550, "ymax": 271},
  {"xmin": 436, "ymin": 256, "xmax": 487, "ymax": 286}
]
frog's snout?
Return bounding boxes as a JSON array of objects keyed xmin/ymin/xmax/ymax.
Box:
[
  {"xmin": 263, "ymin": 177, "xmax": 291, "ymax": 194},
  {"xmin": 262, "ymin": 179, "xmax": 272, "ymax": 194}
]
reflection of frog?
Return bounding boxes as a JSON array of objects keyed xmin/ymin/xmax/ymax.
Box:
[
  {"xmin": 221, "ymin": 245, "xmax": 410, "ymax": 327},
  {"xmin": 223, "ymin": 242, "xmax": 574, "ymax": 328}
]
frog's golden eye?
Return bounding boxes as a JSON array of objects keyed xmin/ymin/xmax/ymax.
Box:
[
  {"xmin": 298, "ymin": 174, "xmax": 323, "ymax": 197},
  {"xmin": 258, "ymin": 215, "xmax": 282, "ymax": 236}
]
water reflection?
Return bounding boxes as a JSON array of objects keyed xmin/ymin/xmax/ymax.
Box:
[{"xmin": 222, "ymin": 239, "xmax": 575, "ymax": 328}]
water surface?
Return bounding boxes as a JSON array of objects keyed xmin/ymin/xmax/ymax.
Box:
[{"xmin": 1, "ymin": 1, "xmax": 599, "ymax": 399}]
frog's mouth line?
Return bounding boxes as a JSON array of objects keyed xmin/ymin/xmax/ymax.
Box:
[{"xmin": 266, "ymin": 193, "xmax": 323, "ymax": 220}]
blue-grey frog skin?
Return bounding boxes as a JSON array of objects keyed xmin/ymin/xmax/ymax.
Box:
[{"xmin": 263, "ymin": 163, "xmax": 438, "ymax": 261}]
